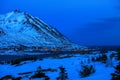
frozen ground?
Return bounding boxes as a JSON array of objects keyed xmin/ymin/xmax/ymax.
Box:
[{"xmin": 0, "ymin": 51, "xmax": 118, "ymax": 80}]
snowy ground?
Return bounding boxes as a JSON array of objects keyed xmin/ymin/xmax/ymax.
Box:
[{"xmin": 0, "ymin": 51, "xmax": 118, "ymax": 80}]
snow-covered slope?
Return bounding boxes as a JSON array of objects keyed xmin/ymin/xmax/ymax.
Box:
[
  {"xmin": 0, "ymin": 52, "xmax": 116, "ymax": 80},
  {"xmin": 0, "ymin": 10, "xmax": 80, "ymax": 49}
]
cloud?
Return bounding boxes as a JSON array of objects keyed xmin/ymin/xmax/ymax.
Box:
[{"xmin": 73, "ymin": 17, "xmax": 120, "ymax": 45}]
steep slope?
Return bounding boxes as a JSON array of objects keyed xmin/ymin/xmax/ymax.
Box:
[{"xmin": 0, "ymin": 10, "xmax": 81, "ymax": 49}]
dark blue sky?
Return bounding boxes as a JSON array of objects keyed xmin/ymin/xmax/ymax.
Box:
[{"xmin": 0, "ymin": 0, "xmax": 120, "ymax": 46}]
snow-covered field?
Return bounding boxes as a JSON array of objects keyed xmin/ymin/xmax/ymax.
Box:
[{"xmin": 0, "ymin": 51, "xmax": 118, "ymax": 80}]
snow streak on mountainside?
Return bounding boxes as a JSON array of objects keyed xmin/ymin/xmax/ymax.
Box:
[{"xmin": 0, "ymin": 10, "xmax": 81, "ymax": 49}]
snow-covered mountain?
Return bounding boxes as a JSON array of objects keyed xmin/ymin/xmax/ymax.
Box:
[{"xmin": 0, "ymin": 10, "xmax": 82, "ymax": 50}]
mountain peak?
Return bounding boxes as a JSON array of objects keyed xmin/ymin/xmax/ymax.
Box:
[
  {"xmin": 13, "ymin": 10, "xmax": 22, "ymax": 13},
  {"xmin": 0, "ymin": 11, "xmax": 83, "ymax": 50}
]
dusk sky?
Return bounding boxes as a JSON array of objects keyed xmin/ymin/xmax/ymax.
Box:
[{"xmin": 0, "ymin": 0, "xmax": 120, "ymax": 46}]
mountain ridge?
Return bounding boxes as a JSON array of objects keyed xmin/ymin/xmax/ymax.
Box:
[{"xmin": 0, "ymin": 10, "xmax": 85, "ymax": 51}]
